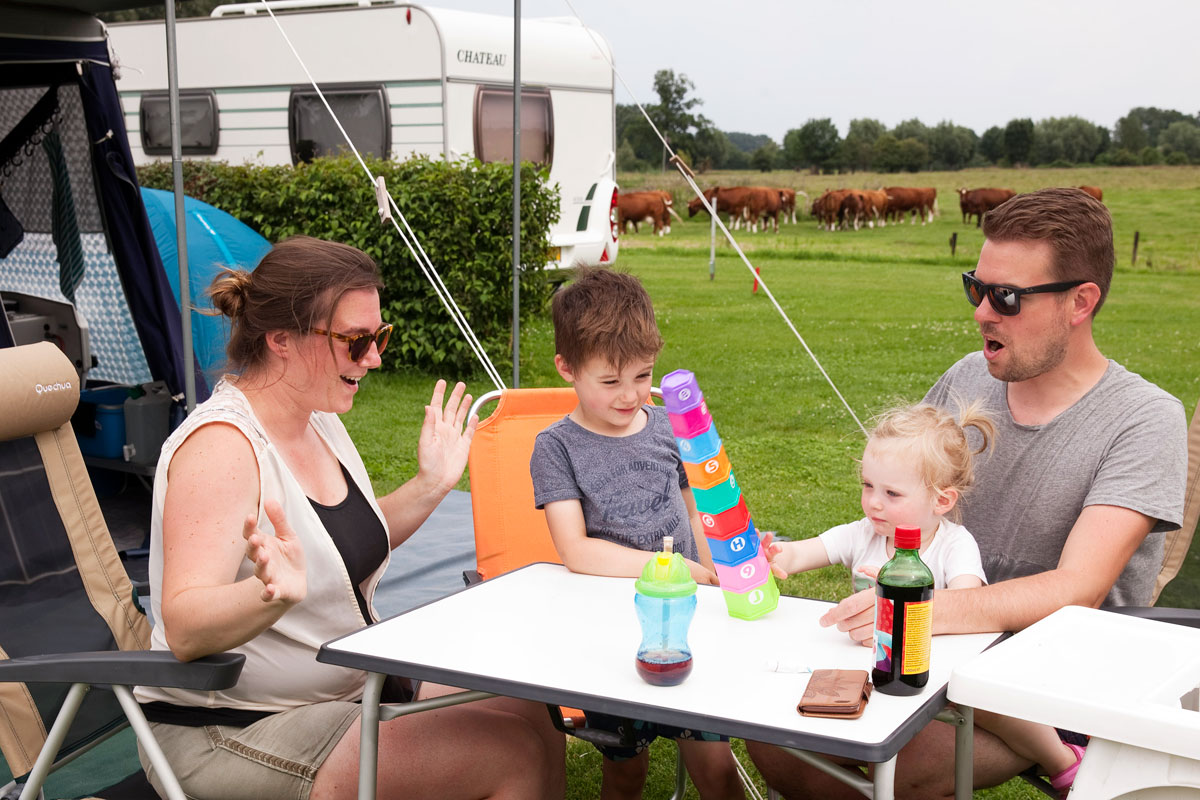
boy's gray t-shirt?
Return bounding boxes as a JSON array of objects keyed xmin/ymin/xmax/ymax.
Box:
[
  {"xmin": 924, "ymin": 352, "xmax": 1187, "ymax": 606},
  {"xmin": 530, "ymin": 405, "xmax": 698, "ymax": 561}
]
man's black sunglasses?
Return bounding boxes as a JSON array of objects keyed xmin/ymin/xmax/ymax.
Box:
[
  {"xmin": 961, "ymin": 271, "xmax": 1086, "ymax": 316},
  {"xmin": 311, "ymin": 323, "xmax": 392, "ymax": 362}
]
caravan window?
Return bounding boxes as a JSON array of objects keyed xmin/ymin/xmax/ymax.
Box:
[
  {"xmin": 289, "ymin": 85, "xmax": 390, "ymax": 164},
  {"xmin": 474, "ymin": 87, "xmax": 553, "ymax": 166},
  {"xmin": 140, "ymin": 90, "xmax": 219, "ymax": 156}
]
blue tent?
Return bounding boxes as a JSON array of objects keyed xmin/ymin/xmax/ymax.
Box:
[{"xmin": 140, "ymin": 188, "xmax": 271, "ymax": 387}]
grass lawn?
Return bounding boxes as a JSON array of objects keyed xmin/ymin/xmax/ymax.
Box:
[{"xmin": 345, "ymin": 166, "xmax": 1199, "ymax": 798}]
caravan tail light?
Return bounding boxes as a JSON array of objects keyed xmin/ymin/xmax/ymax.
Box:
[{"xmin": 609, "ymin": 187, "xmax": 619, "ymax": 241}]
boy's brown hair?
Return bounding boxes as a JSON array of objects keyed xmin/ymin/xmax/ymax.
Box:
[
  {"xmin": 982, "ymin": 187, "xmax": 1114, "ymax": 314},
  {"xmin": 552, "ymin": 267, "xmax": 664, "ymax": 370}
]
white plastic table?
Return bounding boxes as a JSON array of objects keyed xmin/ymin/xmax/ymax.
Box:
[
  {"xmin": 320, "ymin": 562, "xmax": 999, "ymax": 799},
  {"xmin": 949, "ymin": 605, "xmax": 1200, "ymax": 798}
]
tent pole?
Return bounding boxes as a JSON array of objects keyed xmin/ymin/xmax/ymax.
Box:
[
  {"xmin": 164, "ymin": 0, "xmax": 196, "ymax": 412},
  {"xmin": 511, "ymin": 0, "xmax": 520, "ymax": 388}
]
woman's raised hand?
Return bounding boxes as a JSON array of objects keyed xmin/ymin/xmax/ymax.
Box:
[
  {"xmin": 243, "ymin": 500, "xmax": 307, "ymax": 605},
  {"xmin": 417, "ymin": 379, "xmax": 478, "ymax": 493}
]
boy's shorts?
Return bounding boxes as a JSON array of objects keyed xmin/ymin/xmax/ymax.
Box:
[{"xmin": 583, "ymin": 710, "xmax": 728, "ymax": 761}]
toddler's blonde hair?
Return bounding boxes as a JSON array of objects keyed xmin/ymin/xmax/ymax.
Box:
[{"xmin": 865, "ymin": 401, "xmax": 995, "ymax": 522}]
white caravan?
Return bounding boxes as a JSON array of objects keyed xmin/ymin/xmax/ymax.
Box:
[{"xmin": 108, "ymin": 1, "xmax": 621, "ymax": 268}]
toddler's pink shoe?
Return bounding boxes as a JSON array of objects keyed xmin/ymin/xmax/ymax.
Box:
[{"xmin": 1048, "ymin": 743, "xmax": 1085, "ymax": 799}]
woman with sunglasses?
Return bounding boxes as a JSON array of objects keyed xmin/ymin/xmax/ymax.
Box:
[{"xmin": 133, "ymin": 236, "xmax": 563, "ymax": 800}]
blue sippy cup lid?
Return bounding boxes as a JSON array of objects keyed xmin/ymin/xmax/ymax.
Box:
[{"xmin": 635, "ymin": 545, "xmax": 697, "ymax": 598}]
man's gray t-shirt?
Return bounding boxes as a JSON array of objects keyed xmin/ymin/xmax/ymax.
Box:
[
  {"xmin": 924, "ymin": 352, "xmax": 1187, "ymax": 606},
  {"xmin": 530, "ymin": 405, "xmax": 698, "ymax": 561}
]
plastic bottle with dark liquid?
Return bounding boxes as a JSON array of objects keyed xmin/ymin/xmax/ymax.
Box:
[
  {"xmin": 871, "ymin": 525, "xmax": 934, "ymax": 696},
  {"xmin": 634, "ymin": 536, "xmax": 697, "ymax": 687}
]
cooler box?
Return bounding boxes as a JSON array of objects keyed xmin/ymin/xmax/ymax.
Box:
[{"xmin": 74, "ymin": 386, "xmax": 129, "ymax": 459}]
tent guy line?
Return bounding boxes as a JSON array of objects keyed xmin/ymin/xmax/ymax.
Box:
[{"xmin": 562, "ymin": 0, "xmax": 868, "ymax": 437}]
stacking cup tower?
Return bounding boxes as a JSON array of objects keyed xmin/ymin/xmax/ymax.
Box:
[{"xmin": 661, "ymin": 369, "xmax": 779, "ymax": 620}]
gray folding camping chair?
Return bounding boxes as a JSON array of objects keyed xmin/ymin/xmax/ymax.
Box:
[{"xmin": 0, "ymin": 342, "xmax": 243, "ymax": 800}]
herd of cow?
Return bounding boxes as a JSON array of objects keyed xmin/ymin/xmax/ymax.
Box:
[
  {"xmin": 617, "ymin": 184, "xmax": 1104, "ymax": 236},
  {"xmin": 616, "ymin": 186, "xmax": 798, "ymax": 236}
]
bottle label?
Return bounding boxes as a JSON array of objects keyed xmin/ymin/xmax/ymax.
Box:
[
  {"xmin": 873, "ymin": 597, "xmax": 894, "ymax": 674},
  {"xmin": 900, "ymin": 599, "xmax": 932, "ymax": 675}
]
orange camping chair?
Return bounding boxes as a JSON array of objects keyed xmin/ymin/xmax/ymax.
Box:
[{"xmin": 465, "ymin": 387, "xmax": 687, "ymax": 800}]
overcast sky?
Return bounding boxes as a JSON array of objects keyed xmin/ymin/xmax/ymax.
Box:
[{"xmin": 437, "ymin": 0, "xmax": 1199, "ymax": 142}]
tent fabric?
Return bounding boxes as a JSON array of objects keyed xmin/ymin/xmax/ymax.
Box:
[
  {"xmin": 0, "ymin": 28, "xmax": 203, "ymax": 400},
  {"xmin": 140, "ymin": 188, "xmax": 271, "ymax": 386},
  {"xmin": 42, "ymin": 130, "xmax": 86, "ymax": 304}
]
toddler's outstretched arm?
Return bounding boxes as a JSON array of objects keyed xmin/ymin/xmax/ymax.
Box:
[{"xmin": 761, "ymin": 532, "xmax": 832, "ymax": 579}]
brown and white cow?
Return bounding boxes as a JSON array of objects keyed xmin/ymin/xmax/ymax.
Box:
[
  {"xmin": 957, "ymin": 187, "xmax": 1016, "ymax": 227},
  {"xmin": 861, "ymin": 189, "xmax": 889, "ymax": 228},
  {"xmin": 745, "ymin": 186, "xmax": 782, "ymax": 233},
  {"xmin": 689, "ymin": 187, "xmax": 742, "ymax": 230},
  {"xmin": 779, "ymin": 188, "xmax": 797, "ymax": 224},
  {"xmin": 617, "ymin": 191, "xmax": 670, "ymax": 236},
  {"xmin": 884, "ymin": 186, "xmax": 937, "ymax": 225},
  {"xmin": 1078, "ymin": 185, "xmax": 1103, "ymax": 202}
]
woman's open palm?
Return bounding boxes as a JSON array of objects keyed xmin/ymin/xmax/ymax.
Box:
[{"xmin": 243, "ymin": 500, "xmax": 307, "ymax": 605}]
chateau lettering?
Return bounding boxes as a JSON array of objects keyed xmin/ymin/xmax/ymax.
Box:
[{"xmin": 456, "ymin": 49, "xmax": 507, "ymax": 66}]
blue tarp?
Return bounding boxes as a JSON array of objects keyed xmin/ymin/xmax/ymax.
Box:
[{"xmin": 140, "ymin": 188, "xmax": 271, "ymax": 387}]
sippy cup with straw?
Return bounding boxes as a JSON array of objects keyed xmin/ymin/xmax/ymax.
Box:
[{"xmin": 634, "ymin": 536, "xmax": 698, "ymax": 686}]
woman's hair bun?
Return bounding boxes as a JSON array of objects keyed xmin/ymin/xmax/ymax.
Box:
[{"xmin": 208, "ymin": 268, "xmax": 253, "ymax": 320}]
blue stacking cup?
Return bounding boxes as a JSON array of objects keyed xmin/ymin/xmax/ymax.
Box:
[
  {"xmin": 707, "ymin": 518, "xmax": 759, "ymax": 567},
  {"xmin": 675, "ymin": 424, "xmax": 721, "ymax": 463}
]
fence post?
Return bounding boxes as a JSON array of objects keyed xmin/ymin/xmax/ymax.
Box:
[
  {"xmin": 709, "ymin": 194, "xmax": 717, "ymax": 280},
  {"xmin": 1132, "ymin": 231, "xmax": 1140, "ymax": 266},
  {"xmin": 950, "ymin": 232, "xmax": 957, "ymax": 256}
]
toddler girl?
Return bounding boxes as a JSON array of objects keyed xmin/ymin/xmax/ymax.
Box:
[{"xmin": 767, "ymin": 402, "xmax": 1084, "ymax": 797}]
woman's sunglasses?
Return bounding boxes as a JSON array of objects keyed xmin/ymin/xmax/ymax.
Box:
[
  {"xmin": 962, "ymin": 270, "xmax": 1085, "ymax": 316},
  {"xmin": 311, "ymin": 323, "xmax": 392, "ymax": 362}
]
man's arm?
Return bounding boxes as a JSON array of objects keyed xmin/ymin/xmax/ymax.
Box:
[
  {"xmin": 933, "ymin": 503, "xmax": 1155, "ymax": 632},
  {"xmin": 821, "ymin": 504, "xmax": 1155, "ymax": 641}
]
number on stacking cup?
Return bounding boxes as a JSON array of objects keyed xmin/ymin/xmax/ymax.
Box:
[
  {"xmin": 739, "ymin": 562, "xmax": 756, "ymax": 580},
  {"xmin": 680, "ymin": 439, "xmax": 693, "ymax": 454},
  {"xmin": 704, "ymin": 458, "xmax": 720, "ymax": 474},
  {"xmin": 701, "ymin": 513, "xmax": 715, "ymax": 528},
  {"xmin": 679, "ymin": 388, "xmax": 692, "ymax": 403}
]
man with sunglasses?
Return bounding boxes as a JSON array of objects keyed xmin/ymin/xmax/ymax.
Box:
[{"xmin": 749, "ymin": 188, "xmax": 1188, "ymax": 798}]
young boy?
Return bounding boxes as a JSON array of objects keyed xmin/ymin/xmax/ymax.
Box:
[{"xmin": 530, "ymin": 267, "xmax": 743, "ymax": 800}]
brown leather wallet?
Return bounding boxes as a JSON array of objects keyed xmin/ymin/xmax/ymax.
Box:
[{"xmin": 797, "ymin": 669, "xmax": 873, "ymax": 719}]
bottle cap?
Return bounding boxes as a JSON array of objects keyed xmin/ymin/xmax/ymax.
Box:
[
  {"xmin": 894, "ymin": 526, "xmax": 921, "ymax": 550},
  {"xmin": 635, "ymin": 550, "xmax": 697, "ymax": 598}
]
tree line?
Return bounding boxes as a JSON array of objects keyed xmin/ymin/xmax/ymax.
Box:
[{"xmin": 618, "ymin": 70, "xmax": 1200, "ymax": 173}]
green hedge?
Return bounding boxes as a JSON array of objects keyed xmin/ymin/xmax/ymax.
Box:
[{"xmin": 137, "ymin": 155, "xmax": 559, "ymax": 373}]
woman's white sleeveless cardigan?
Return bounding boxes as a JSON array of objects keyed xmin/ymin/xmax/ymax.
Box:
[{"xmin": 134, "ymin": 381, "xmax": 391, "ymax": 711}]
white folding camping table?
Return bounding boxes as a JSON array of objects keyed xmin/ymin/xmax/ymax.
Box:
[
  {"xmin": 950, "ymin": 604, "xmax": 1200, "ymax": 798},
  {"xmin": 320, "ymin": 563, "xmax": 999, "ymax": 799}
]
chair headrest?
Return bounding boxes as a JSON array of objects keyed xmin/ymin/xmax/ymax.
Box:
[{"xmin": 0, "ymin": 342, "xmax": 80, "ymax": 442}]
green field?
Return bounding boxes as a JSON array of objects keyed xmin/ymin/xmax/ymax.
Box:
[{"xmin": 344, "ymin": 165, "xmax": 1200, "ymax": 798}]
